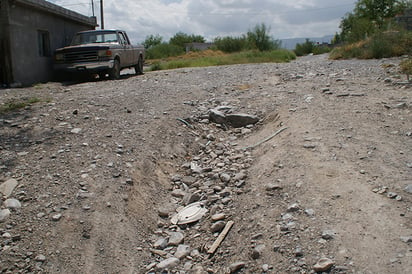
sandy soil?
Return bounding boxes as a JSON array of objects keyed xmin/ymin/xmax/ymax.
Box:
[{"xmin": 0, "ymin": 54, "xmax": 411, "ymax": 273}]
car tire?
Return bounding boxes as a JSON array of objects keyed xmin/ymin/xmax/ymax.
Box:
[
  {"xmin": 109, "ymin": 59, "xmax": 121, "ymax": 80},
  {"xmin": 135, "ymin": 56, "xmax": 144, "ymax": 75}
]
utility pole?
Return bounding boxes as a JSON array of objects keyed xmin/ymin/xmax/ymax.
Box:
[
  {"xmin": 91, "ymin": 0, "xmax": 95, "ymax": 17},
  {"xmin": 100, "ymin": 0, "xmax": 104, "ymax": 29}
]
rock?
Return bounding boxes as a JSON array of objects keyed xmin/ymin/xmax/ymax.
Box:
[
  {"xmin": 251, "ymin": 244, "xmax": 265, "ymax": 259},
  {"xmin": 262, "ymin": 264, "xmax": 269, "ymax": 272},
  {"xmin": 171, "ymin": 189, "xmax": 186, "ymax": 198},
  {"xmin": 404, "ymin": 184, "xmax": 412, "ymax": 194},
  {"xmin": 4, "ymin": 198, "xmax": 22, "ymax": 209},
  {"xmin": 233, "ymin": 171, "xmax": 247, "ymax": 181},
  {"xmin": 387, "ymin": 192, "xmax": 397, "ymax": 199},
  {"xmin": 175, "ymin": 244, "xmax": 191, "ymax": 259},
  {"xmin": 190, "ymin": 162, "xmax": 202, "ymax": 174},
  {"xmin": 265, "ymin": 183, "xmax": 282, "ymax": 191},
  {"xmin": 400, "ymin": 236, "xmax": 412, "ymax": 243},
  {"xmin": 305, "ymin": 208, "xmax": 315, "ymax": 216},
  {"xmin": 35, "ymin": 254, "xmax": 46, "ymax": 262},
  {"xmin": 220, "ymin": 173, "xmax": 231, "ymax": 183},
  {"xmin": 0, "ymin": 209, "xmax": 11, "ymax": 222},
  {"xmin": 70, "ymin": 128, "xmax": 82, "ymax": 134},
  {"xmin": 0, "ymin": 179, "xmax": 18, "ymax": 198},
  {"xmin": 313, "ymin": 257, "xmax": 334, "ymax": 272},
  {"xmin": 287, "ymin": 203, "xmax": 300, "ymax": 212},
  {"xmin": 303, "ymin": 143, "xmax": 317, "ymax": 149},
  {"xmin": 226, "ymin": 113, "xmax": 259, "ymax": 128},
  {"xmin": 51, "ymin": 213, "xmax": 62, "ymax": 221},
  {"xmin": 209, "ymin": 109, "xmax": 227, "ymax": 125},
  {"xmin": 321, "ymin": 230, "xmax": 336, "ymax": 240},
  {"xmin": 229, "ymin": 261, "xmax": 246, "ymax": 273},
  {"xmin": 153, "ymin": 237, "xmax": 168, "ymax": 250},
  {"xmin": 182, "ymin": 192, "xmax": 201, "ymax": 205},
  {"xmin": 211, "ymin": 213, "xmax": 226, "ymax": 221},
  {"xmin": 168, "ymin": 232, "xmax": 184, "ymax": 246},
  {"xmin": 211, "ymin": 221, "xmax": 226, "ymax": 233},
  {"xmin": 181, "ymin": 176, "xmax": 197, "ymax": 186},
  {"xmin": 295, "ymin": 247, "xmax": 304, "ymax": 257},
  {"xmin": 156, "ymin": 257, "xmax": 180, "ymax": 270},
  {"xmin": 158, "ymin": 207, "xmax": 171, "ymax": 218}
]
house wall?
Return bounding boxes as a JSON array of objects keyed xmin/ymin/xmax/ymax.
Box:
[{"xmin": 6, "ymin": 1, "xmax": 95, "ymax": 86}]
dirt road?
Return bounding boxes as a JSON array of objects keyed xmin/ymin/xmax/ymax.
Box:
[{"xmin": 1, "ymin": 54, "xmax": 411, "ymax": 273}]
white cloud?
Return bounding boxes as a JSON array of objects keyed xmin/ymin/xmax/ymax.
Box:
[{"xmin": 48, "ymin": 0, "xmax": 356, "ymax": 44}]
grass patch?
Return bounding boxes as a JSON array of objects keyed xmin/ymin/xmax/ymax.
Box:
[
  {"xmin": 149, "ymin": 49, "xmax": 296, "ymax": 71},
  {"xmin": 0, "ymin": 97, "xmax": 42, "ymax": 114},
  {"xmin": 400, "ymin": 58, "xmax": 412, "ymax": 81},
  {"xmin": 330, "ymin": 30, "xmax": 412, "ymax": 60}
]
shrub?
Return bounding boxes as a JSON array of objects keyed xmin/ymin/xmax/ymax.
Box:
[
  {"xmin": 330, "ymin": 30, "xmax": 412, "ymax": 60},
  {"xmin": 400, "ymin": 58, "xmax": 412, "ymax": 81},
  {"xmin": 214, "ymin": 36, "xmax": 248, "ymax": 53},
  {"xmin": 146, "ymin": 43, "xmax": 184, "ymax": 59},
  {"xmin": 294, "ymin": 39, "xmax": 315, "ymax": 56}
]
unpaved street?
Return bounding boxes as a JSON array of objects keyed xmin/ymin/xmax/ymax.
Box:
[{"xmin": 1, "ymin": 54, "xmax": 411, "ymax": 273}]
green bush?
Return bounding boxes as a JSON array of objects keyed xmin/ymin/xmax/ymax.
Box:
[
  {"xmin": 214, "ymin": 36, "xmax": 248, "ymax": 53},
  {"xmin": 312, "ymin": 45, "xmax": 332, "ymax": 55},
  {"xmin": 330, "ymin": 30, "xmax": 412, "ymax": 60},
  {"xmin": 294, "ymin": 39, "xmax": 315, "ymax": 56},
  {"xmin": 146, "ymin": 43, "xmax": 184, "ymax": 59},
  {"xmin": 400, "ymin": 58, "xmax": 412, "ymax": 81}
]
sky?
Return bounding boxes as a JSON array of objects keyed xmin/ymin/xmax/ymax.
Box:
[{"xmin": 48, "ymin": 0, "xmax": 357, "ymax": 44}]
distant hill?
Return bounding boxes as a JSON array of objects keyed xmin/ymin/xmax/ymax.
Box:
[{"xmin": 280, "ymin": 35, "xmax": 334, "ymax": 50}]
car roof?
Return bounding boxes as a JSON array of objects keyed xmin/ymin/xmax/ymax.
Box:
[{"xmin": 76, "ymin": 29, "xmax": 124, "ymax": 34}]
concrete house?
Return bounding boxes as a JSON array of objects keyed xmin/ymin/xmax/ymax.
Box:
[{"xmin": 0, "ymin": 0, "xmax": 97, "ymax": 86}]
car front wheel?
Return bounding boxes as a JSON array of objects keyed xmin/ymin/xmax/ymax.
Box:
[{"xmin": 109, "ymin": 59, "xmax": 121, "ymax": 80}]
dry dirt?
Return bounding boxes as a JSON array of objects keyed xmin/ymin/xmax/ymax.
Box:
[{"xmin": 0, "ymin": 54, "xmax": 411, "ymax": 274}]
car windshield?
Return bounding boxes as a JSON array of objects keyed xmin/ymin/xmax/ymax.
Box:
[{"xmin": 71, "ymin": 31, "xmax": 118, "ymax": 46}]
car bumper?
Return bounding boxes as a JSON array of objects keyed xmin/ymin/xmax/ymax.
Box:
[{"xmin": 54, "ymin": 60, "xmax": 114, "ymax": 73}]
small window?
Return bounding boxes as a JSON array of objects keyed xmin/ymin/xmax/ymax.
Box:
[{"xmin": 38, "ymin": 30, "xmax": 50, "ymax": 57}]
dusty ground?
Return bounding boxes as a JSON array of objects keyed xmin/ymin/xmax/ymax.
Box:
[{"xmin": 0, "ymin": 54, "xmax": 411, "ymax": 273}]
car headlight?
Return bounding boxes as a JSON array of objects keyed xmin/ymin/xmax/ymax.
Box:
[{"xmin": 98, "ymin": 50, "xmax": 112, "ymax": 57}]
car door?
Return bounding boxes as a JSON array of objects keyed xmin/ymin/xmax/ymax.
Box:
[{"xmin": 118, "ymin": 32, "xmax": 133, "ymax": 67}]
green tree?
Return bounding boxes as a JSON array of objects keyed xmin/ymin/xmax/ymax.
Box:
[
  {"xmin": 143, "ymin": 34, "xmax": 163, "ymax": 49},
  {"xmin": 169, "ymin": 32, "xmax": 205, "ymax": 49},
  {"xmin": 246, "ymin": 23, "xmax": 281, "ymax": 51},
  {"xmin": 354, "ymin": 0, "xmax": 408, "ymax": 28},
  {"xmin": 338, "ymin": 0, "xmax": 410, "ymax": 43}
]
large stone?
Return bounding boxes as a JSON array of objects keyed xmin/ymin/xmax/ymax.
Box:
[
  {"xmin": 211, "ymin": 221, "xmax": 226, "ymax": 233},
  {"xmin": 313, "ymin": 257, "xmax": 334, "ymax": 272},
  {"xmin": 404, "ymin": 184, "xmax": 412, "ymax": 194},
  {"xmin": 156, "ymin": 257, "xmax": 179, "ymax": 270},
  {"xmin": 209, "ymin": 109, "xmax": 227, "ymax": 125},
  {"xmin": 168, "ymin": 232, "xmax": 184, "ymax": 246},
  {"xmin": 0, "ymin": 209, "xmax": 11, "ymax": 222},
  {"xmin": 153, "ymin": 237, "xmax": 168, "ymax": 250},
  {"xmin": 226, "ymin": 113, "xmax": 259, "ymax": 128},
  {"xmin": 321, "ymin": 230, "xmax": 336, "ymax": 240},
  {"xmin": 4, "ymin": 198, "xmax": 21, "ymax": 209},
  {"xmin": 175, "ymin": 244, "xmax": 191, "ymax": 259},
  {"xmin": 229, "ymin": 261, "xmax": 246, "ymax": 273},
  {"xmin": 0, "ymin": 179, "xmax": 18, "ymax": 198}
]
